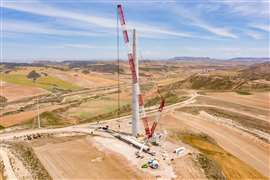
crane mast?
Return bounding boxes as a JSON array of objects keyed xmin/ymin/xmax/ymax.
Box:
[
  {"xmin": 117, "ymin": 4, "xmax": 151, "ymax": 137},
  {"xmin": 132, "ymin": 29, "xmax": 140, "ymax": 136}
]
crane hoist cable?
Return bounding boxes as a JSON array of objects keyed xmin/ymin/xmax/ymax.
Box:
[{"xmin": 116, "ymin": 5, "xmax": 122, "ymax": 132}]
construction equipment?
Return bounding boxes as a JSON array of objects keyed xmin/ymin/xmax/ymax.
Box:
[
  {"xmin": 148, "ymin": 159, "xmax": 159, "ymax": 169},
  {"xmin": 174, "ymin": 147, "xmax": 186, "ymax": 156},
  {"xmin": 117, "ymin": 4, "xmax": 166, "ymax": 157}
]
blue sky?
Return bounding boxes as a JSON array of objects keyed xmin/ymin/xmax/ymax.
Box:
[{"xmin": 1, "ymin": 0, "xmax": 269, "ymax": 61}]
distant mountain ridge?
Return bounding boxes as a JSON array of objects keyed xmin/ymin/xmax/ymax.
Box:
[
  {"xmin": 169, "ymin": 56, "xmax": 269, "ymax": 62},
  {"xmin": 1, "ymin": 57, "xmax": 269, "ymax": 64},
  {"xmin": 228, "ymin": 57, "xmax": 270, "ymax": 62},
  {"xmin": 168, "ymin": 56, "xmax": 213, "ymax": 61}
]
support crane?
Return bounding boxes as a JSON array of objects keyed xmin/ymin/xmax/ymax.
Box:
[{"xmin": 117, "ymin": 4, "xmax": 165, "ymax": 143}]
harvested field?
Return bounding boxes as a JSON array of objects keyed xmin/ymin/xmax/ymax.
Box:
[
  {"xmin": 205, "ymin": 91, "xmax": 269, "ymax": 110},
  {"xmin": 172, "ymin": 132, "xmax": 266, "ymax": 179},
  {"xmin": 45, "ymin": 68, "xmax": 118, "ymax": 88},
  {"xmin": 165, "ymin": 112, "xmax": 270, "ymax": 178},
  {"xmin": 195, "ymin": 96, "xmax": 269, "ymax": 119},
  {"xmin": 0, "ymin": 81, "xmax": 48, "ymax": 102},
  {"xmin": 0, "ymin": 105, "xmax": 66, "ymax": 127},
  {"xmin": 33, "ymin": 136, "xmax": 150, "ymax": 180},
  {"xmin": 64, "ymin": 92, "xmax": 130, "ymax": 121},
  {"xmin": 178, "ymin": 106, "xmax": 270, "ymax": 133}
]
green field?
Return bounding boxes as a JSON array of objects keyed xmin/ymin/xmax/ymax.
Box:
[
  {"xmin": 1, "ymin": 74, "xmax": 81, "ymax": 91},
  {"xmin": 65, "ymin": 95, "xmax": 130, "ymax": 120}
]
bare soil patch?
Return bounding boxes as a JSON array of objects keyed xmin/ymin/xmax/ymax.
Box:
[
  {"xmin": 205, "ymin": 91, "xmax": 269, "ymax": 110},
  {"xmin": 33, "ymin": 136, "xmax": 150, "ymax": 180},
  {"xmin": 0, "ymin": 105, "xmax": 66, "ymax": 127},
  {"xmin": 166, "ymin": 112, "xmax": 270, "ymax": 178},
  {"xmin": 172, "ymin": 131, "xmax": 266, "ymax": 180},
  {"xmin": 178, "ymin": 106, "xmax": 270, "ymax": 134},
  {"xmin": 46, "ymin": 69, "xmax": 117, "ymax": 88},
  {"xmin": 0, "ymin": 81, "xmax": 47, "ymax": 102},
  {"xmin": 195, "ymin": 95, "xmax": 269, "ymax": 119},
  {"xmin": 171, "ymin": 153, "xmax": 207, "ymax": 179},
  {"xmin": 0, "ymin": 161, "xmax": 4, "ymax": 180}
]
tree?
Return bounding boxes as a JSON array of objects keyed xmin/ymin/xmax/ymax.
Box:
[
  {"xmin": 82, "ymin": 69, "xmax": 90, "ymax": 74},
  {"xmin": 27, "ymin": 70, "xmax": 41, "ymax": 82},
  {"xmin": 0, "ymin": 95, "xmax": 7, "ymax": 107}
]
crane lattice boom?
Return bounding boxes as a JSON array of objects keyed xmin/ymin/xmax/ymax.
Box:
[{"xmin": 117, "ymin": 4, "xmax": 164, "ymax": 138}]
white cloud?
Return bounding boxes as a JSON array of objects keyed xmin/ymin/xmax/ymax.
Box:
[
  {"xmin": 64, "ymin": 44, "xmax": 95, "ymax": 49},
  {"xmin": 220, "ymin": 0, "xmax": 270, "ymax": 19},
  {"xmin": 191, "ymin": 21, "xmax": 237, "ymax": 38},
  {"xmin": 170, "ymin": 4, "xmax": 238, "ymax": 38},
  {"xmin": 3, "ymin": 20, "xmax": 102, "ymax": 37},
  {"xmin": 1, "ymin": 1, "xmax": 115, "ymax": 28},
  {"xmin": 1, "ymin": 1, "xmax": 192, "ymax": 38},
  {"xmin": 250, "ymin": 23, "xmax": 270, "ymax": 32},
  {"xmin": 130, "ymin": 22, "xmax": 192, "ymax": 38},
  {"xmin": 245, "ymin": 31, "xmax": 263, "ymax": 40}
]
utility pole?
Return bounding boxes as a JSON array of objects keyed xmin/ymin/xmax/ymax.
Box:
[
  {"xmin": 132, "ymin": 29, "xmax": 139, "ymax": 136},
  {"xmin": 37, "ymin": 98, "xmax": 40, "ymax": 128}
]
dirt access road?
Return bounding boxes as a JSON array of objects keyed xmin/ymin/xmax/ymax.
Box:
[{"xmin": 171, "ymin": 111, "xmax": 270, "ymax": 178}]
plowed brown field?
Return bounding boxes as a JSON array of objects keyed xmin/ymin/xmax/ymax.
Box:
[{"xmin": 0, "ymin": 81, "xmax": 47, "ymax": 102}]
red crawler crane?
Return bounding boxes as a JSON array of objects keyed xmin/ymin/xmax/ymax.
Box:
[{"xmin": 117, "ymin": 4, "xmax": 165, "ymax": 141}]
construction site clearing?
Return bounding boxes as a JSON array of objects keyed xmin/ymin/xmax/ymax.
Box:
[
  {"xmin": 0, "ymin": 115, "xmax": 213, "ymax": 179},
  {"xmin": 1, "ymin": 3, "xmax": 270, "ymax": 180}
]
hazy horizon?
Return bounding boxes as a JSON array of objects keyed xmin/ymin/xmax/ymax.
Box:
[{"xmin": 1, "ymin": 56, "xmax": 270, "ymax": 64}]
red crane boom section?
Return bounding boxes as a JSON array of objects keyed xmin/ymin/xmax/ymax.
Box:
[{"xmin": 117, "ymin": 4, "xmax": 164, "ymax": 138}]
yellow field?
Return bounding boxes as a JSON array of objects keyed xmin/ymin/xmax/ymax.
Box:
[{"xmin": 174, "ymin": 133, "xmax": 267, "ymax": 180}]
